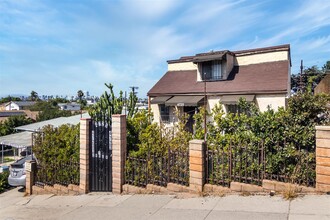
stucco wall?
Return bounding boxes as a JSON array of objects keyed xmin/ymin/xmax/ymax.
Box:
[
  {"xmin": 150, "ymin": 104, "xmax": 161, "ymax": 124},
  {"xmin": 208, "ymin": 94, "xmax": 287, "ymax": 113},
  {"xmin": 255, "ymin": 94, "xmax": 287, "ymax": 112},
  {"xmin": 235, "ymin": 51, "xmax": 289, "ymax": 66},
  {"xmin": 207, "ymin": 96, "xmax": 221, "ymax": 113},
  {"xmin": 168, "ymin": 62, "xmax": 197, "ymax": 71}
]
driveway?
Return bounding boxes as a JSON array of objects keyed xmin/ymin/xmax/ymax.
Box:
[{"xmin": 0, "ymin": 188, "xmax": 329, "ymax": 220}]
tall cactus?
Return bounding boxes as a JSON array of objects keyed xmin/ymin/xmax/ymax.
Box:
[{"xmin": 88, "ymin": 83, "xmax": 136, "ymax": 122}]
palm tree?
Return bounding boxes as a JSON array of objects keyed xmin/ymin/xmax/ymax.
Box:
[
  {"xmin": 77, "ymin": 90, "xmax": 84, "ymax": 103},
  {"xmin": 30, "ymin": 90, "xmax": 38, "ymax": 101},
  {"xmin": 77, "ymin": 90, "xmax": 84, "ymax": 117}
]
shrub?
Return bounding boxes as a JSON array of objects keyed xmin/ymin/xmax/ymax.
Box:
[
  {"xmin": 33, "ymin": 124, "xmax": 80, "ymax": 186},
  {"xmin": 0, "ymin": 171, "xmax": 10, "ymax": 193}
]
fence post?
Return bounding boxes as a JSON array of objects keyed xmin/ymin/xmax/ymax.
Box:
[
  {"xmin": 316, "ymin": 126, "xmax": 330, "ymax": 192},
  {"xmin": 189, "ymin": 140, "xmax": 205, "ymax": 193},
  {"xmin": 25, "ymin": 160, "xmax": 36, "ymax": 195},
  {"xmin": 79, "ymin": 118, "xmax": 91, "ymax": 194},
  {"xmin": 112, "ymin": 114, "xmax": 127, "ymax": 194}
]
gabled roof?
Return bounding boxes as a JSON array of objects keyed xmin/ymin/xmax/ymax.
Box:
[
  {"xmin": 148, "ymin": 60, "xmax": 289, "ymax": 96},
  {"xmin": 6, "ymin": 101, "xmax": 36, "ymax": 107},
  {"xmin": 0, "ymin": 111, "xmax": 26, "ymax": 117}
]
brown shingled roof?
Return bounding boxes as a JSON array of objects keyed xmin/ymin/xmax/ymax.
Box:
[{"xmin": 148, "ymin": 60, "xmax": 289, "ymax": 96}]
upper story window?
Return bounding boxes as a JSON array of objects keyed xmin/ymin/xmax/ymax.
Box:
[{"xmin": 201, "ymin": 60, "xmax": 222, "ymax": 81}]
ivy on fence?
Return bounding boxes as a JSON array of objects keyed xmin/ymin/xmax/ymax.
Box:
[{"xmin": 33, "ymin": 124, "xmax": 80, "ymax": 186}]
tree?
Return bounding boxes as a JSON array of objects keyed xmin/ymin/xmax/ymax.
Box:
[
  {"xmin": 322, "ymin": 61, "xmax": 330, "ymax": 72},
  {"xmin": 0, "ymin": 115, "xmax": 33, "ymax": 136},
  {"xmin": 291, "ymin": 61, "xmax": 329, "ymax": 94},
  {"xmin": 30, "ymin": 90, "xmax": 39, "ymax": 101},
  {"xmin": 0, "ymin": 96, "xmax": 21, "ymax": 104},
  {"xmin": 30, "ymin": 101, "xmax": 72, "ymax": 122},
  {"xmin": 77, "ymin": 90, "xmax": 86, "ymax": 109}
]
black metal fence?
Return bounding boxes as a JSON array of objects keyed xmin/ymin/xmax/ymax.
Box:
[
  {"xmin": 206, "ymin": 140, "xmax": 316, "ymax": 188},
  {"xmin": 35, "ymin": 159, "xmax": 79, "ymax": 187},
  {"xmin": 125, "ymin": 147, "xmax": 189, "ymax": 187}
]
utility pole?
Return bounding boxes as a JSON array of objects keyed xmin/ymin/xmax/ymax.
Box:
[
  {"xmin": 203, "ymin": 73, "xmax": 207, "ymax": 142},
  {"xmin": 124, "ymin": 91, "xmax": 127, "ymax": 116},
  {"xmin": 299, "ymin": 60, "xmax": 303, "ymax": 92}
]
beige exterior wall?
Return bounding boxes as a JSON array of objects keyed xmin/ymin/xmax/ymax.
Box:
[
  {"xmin": 207, "ymin": 96, "xmax": 221, "ymax": 113},
  {"xmin": 208, "ymin": 94, "xmax": 286, "ymax": 113},
  {"xmin": 151, "ymin": 103, "xmax": 161, "ymax": 124},
  {"xmin": 168, "ymin": 62, "xmax": 197, "ymax": 71},
  {"xmin": 235, "ymin": 51, "xmax": 289, "ymax": 66},
  {"xmin": 255, "ymin": 94, "xmax": 287, "ymax": 111}
]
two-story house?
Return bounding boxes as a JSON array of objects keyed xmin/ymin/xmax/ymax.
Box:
[{"xmin": 147, "ymin": 44, "xmax": 291, "ymax": 127}]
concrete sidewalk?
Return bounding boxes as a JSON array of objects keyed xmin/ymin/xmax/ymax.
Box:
[{"xmin": 0, "ymin": 188, "xmax": 329, "ymax": 220}]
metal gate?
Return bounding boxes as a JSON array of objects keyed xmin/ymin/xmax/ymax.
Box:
[{"xmin": 89, "ymin": 115, "xmax": 112, "ymax": 191}]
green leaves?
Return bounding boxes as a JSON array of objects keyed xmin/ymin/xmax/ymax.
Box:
[
  {"xmin": 203, "ymin": 92, "xmax": 329, "ymax": 186},
  {"xmin": 0, "ymin": 115, "xmax": 33, "ymax": 136},
  {"xmin": 33, "ymin": 124, "xmax": 80, "ymax": 185}
]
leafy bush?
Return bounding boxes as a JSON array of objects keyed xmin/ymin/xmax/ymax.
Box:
[
  {"xmin": 33, "ymin": 124, "xmax": 80, "ymax": 186},
  {"xmin": 0, "ymin": 115, "xmax": 33, "ymax": 136},
  {"xmin": 0, "ymin": 171, "xmax": 10, "ymax": 193},
  {"xmin": 199, "ymin": 92, "xmax": 330, "ymax": 186},
  {"xmin": 126, "ymin": 110, "xmax": 192, "ymax": 186}
]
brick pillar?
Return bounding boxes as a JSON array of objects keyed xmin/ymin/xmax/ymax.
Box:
[
  {"xmin": 316, "ymin": 126, "xmax": 330, "ymax": 192},
  {"xmin": 189, "ymin": 140, "xmax": 205, "ymax": 193},
  {"xmin": 112, "ymin": 114, "xmax": 127, "ymax": 194},
  {"xmin": 25, "ymin": 160, "xmax": 36, "ymax": 195},
  {"xmin": 79, "ymin": 118, "xmax": 91, "ymax": 194}
]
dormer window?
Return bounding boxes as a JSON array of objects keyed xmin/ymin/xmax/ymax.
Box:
[{"xmin": 201, "ymin": 60, "xmax": 222, "ymax": 80}]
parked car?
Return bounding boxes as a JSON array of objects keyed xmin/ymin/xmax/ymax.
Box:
[{"xmin": 8, "ymin": 155, "xmax": 33, "ymax": 187}]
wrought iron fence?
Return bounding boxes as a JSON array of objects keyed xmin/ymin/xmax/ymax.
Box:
[
  {"xmin": 35, "ymin": 159, "xmax": 80, "ymax": 187},
  {"xmin": 125, "ymin": 147, "xmax": 189, "ymax": 187},
  {"xmin": 206, "ymin": 140, "xmax": 316, "ymax": 188}
]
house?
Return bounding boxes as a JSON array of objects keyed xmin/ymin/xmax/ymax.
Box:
[
  {"xmin": 5, "ymin": 101, "xmax": 36, "ymax": 111},
  {"xmin": 58, "ymin": 103, "xmax": 81, "ymax": 111},
  {"xmin": 148, "ymin": 44, "xmax": 291, "ymax": 125}
]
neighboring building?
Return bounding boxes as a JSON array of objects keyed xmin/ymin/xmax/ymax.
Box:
[
  {"xmin": 0, "ymin": 111, "xmax": 26, "ymax": 123},
  {"xmin": 148, "ymin": 44, "xmax": 291, "ymax": 126},
  {"xmin": 314, "ymin": 72, "xmax": 330, "ymax": 95},
  {"xmin": 5, "ymin": 101, "xmax": 36, "ymax": 111},
  {"xmin": 58, "ymin": 103, "xmax": 81, "ymax": 111}
]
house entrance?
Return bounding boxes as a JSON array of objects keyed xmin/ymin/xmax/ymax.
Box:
[
  {"xmin": 184, "ymin": 106, "xmax": 196, "ymax": 133},
  {"xmin": 89, "ymin": 115, "xmax": 112, "ymax": 192}
]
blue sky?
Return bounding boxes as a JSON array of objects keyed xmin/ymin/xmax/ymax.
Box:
[{"xmin": 0, "ymin": 0, "xmax": 329, "ymax": 98}]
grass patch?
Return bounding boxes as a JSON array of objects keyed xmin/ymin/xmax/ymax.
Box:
[
  {"xmin": 282, "ymin": 186, "xmax": 298, "ymax": 200},
  {"xmin": 3, "ymin": 157, "xmax": 15, "ymax": 163}
]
